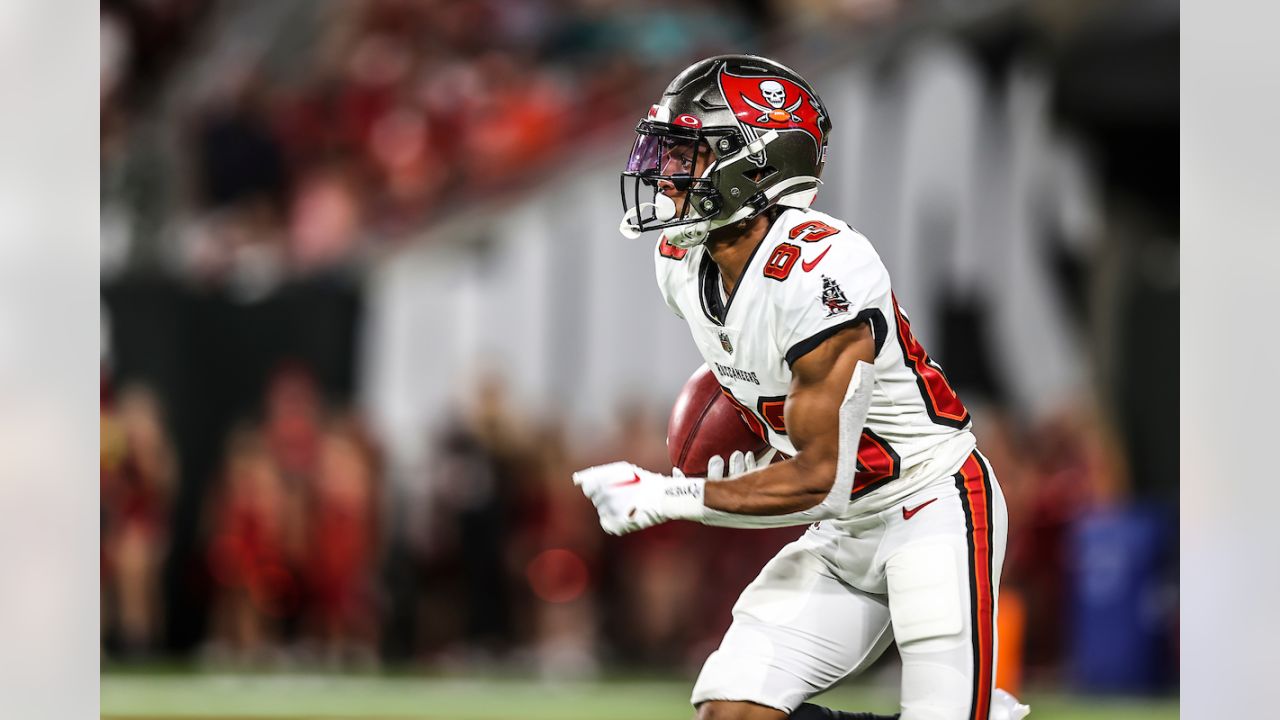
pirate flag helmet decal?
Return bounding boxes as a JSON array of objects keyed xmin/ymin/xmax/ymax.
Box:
[
  {"xmin": 719, "ymin": 72, "xmax": 825, "ymax": 152},
  {"xmin": 620, "ymin": 55, "xmax": 833, "ymax": 248}
]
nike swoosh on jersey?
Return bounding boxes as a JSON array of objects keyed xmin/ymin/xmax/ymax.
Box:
[
  {"xmin": 902, "ymin": 497, "xmax": 938, "ymax": 520},
  {"xmin": 612, "ymin": 474, "xmax": 642, "ymax": 487},
  {"xmin": 801, "ymin": 246, "xmax": 831, "ymax": 272}
]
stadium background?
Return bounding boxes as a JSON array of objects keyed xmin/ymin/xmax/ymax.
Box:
[{"xmin": 99, "ymin": 0, "xmax": 1177, "ymax": 717}]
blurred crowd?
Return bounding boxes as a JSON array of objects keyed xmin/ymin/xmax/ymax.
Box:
[
  {"xmin": 98, "ymin": 357, "xmax": 794, "ymax": 675},
  {"xmin": 102, "ymin": 364, "xmax": 383, "ymax": 666},
  {"xmin": 101, "ymin": 357, "xmax": 1173, "ymax": 686},
  {"xmin": 103, "ymin": 0, "xmax": 906, "ymax": 284}
]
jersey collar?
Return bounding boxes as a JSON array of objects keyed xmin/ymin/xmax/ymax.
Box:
[{"xmin": 697, "ymin": 235, "xmax": 767, "ymax": 327}]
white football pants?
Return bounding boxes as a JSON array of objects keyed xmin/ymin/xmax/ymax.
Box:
[{"xmin": 692, "ymin": 451, "xmax": 1007, "ymax": 720}]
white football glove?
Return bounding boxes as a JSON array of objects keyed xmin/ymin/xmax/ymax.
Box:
[
  {"xmin": 676, "ymin": 447, "xmax": 780, "ymax": 481},
  {"xmin": 573, "ymin": 448, "xmax": 783, "ymax": 536},
  {"xmin": 572, "ymin": 462, "xmax": 705, "ymax": 535}
]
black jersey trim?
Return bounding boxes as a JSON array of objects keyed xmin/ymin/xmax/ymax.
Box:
[
  {"xmin": 697, "ymin": 237, "xmax": 768, "ymax": 326},
  {"xmin": 848, "ymin": 427, "xmax": 902, "ymax": 500},
  {"xmin": 783, "ymin": 308, "xmax": 887, "ymax": 368},
  {"xmin": 698, "ymin": 252, "xmax": 725, "ymax": 326}
]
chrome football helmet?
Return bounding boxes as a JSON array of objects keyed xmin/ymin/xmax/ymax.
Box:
[{"xmin": 620, "ymin": 54, "xmax": 832, "ymax": 247}]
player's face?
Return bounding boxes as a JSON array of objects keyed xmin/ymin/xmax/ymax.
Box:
[{"xmin": 655, "ymin": 139, "xmax": 713, "ymax": 216}]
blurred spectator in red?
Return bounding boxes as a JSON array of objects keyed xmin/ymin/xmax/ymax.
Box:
[
  {"xmin": 206, "ymin": 428, "xmax": 305, "ymax": 665},
  {"xmin": 288, "ymin": 162, "xmax": 365, "ymax": 273},
  {"xmin": 426, "ymin": 374, "xmax": 525, "ymax": 660},
  {"xmin": 302, "ymin": 418, "xmax": 382, "ymax": 666},
  {"xmin": 264, "ymin": 362, "xmax": 324, "ymax": 487},
  {"xmin": 460, "ymin": 51, "xmax": 569, "ymax": 190},
  {"xmin": 513, "ymin": 420, "xmax": 603, "ymax": 679},
  {"xmin": 365, "ymin": 91, "xmax": 448, "ymax": 232},
  {"xmin": 101, "ymin": 385, "xmax": 176, "ymax": 657}
]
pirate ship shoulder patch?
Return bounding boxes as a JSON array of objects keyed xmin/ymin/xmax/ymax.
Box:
[{"xmin": 820, "ymin": 275, "xmax": 851, "ymax": 317}]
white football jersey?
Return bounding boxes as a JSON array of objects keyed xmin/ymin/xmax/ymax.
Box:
[{"xmin": 655, "ymin": 208, "xmax": 977, "ymax": 515}]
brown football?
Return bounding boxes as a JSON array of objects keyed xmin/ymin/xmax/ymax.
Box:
[{"xmin": 667, "ymin": 365, "xmax": 770, "ymax": 476}]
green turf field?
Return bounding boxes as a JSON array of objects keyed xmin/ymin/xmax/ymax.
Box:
[{"xmin": 101, "ymin": 673, "xmax": 1178, "ymax": 720}]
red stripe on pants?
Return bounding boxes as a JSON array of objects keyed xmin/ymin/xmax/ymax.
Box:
[{"xmin": 956, "ymin": 453, "xmax": 994, "ymax": 720}]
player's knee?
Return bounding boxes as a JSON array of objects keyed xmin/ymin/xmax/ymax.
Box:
[
  {"xmin": 890, "ymin": 542, "xmax": 993, "ymax": 720},
  {"xmin": 696, "ymin": 700, "xmax": 788, "ymax": 720},
  {"xmin": 886, "ymin": 542, "xmax": 967, "ymax": 653}
]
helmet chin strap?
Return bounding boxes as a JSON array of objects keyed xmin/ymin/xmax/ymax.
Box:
[
  {"xmin": 767, "ymin": 175, "xmax": 822, "ymax": 208},
  {"xmin": 618, "ymin": 194, "xmax": 677, "ymax": 239},
  {"xmin": 665, "ymin": 199, "xmax": 753, "ymax": 248},
  {"xmin": 664, "ymin": 174, "xmax": 821, "ymax": 247}
]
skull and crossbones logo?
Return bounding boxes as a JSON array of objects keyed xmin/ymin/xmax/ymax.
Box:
[{"xmin": 741, "ymin": 80, "xmax": 803, "ymax": 123}]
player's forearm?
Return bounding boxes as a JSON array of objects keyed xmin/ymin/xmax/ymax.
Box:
[{"xmin": 703, "ymin": 454, "xmax": 836, "ymax": 515}]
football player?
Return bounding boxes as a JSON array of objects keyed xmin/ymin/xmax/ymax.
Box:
[{"xmin": 574, "ymin": 55, "xmax": 1031, "ymax": 720}]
